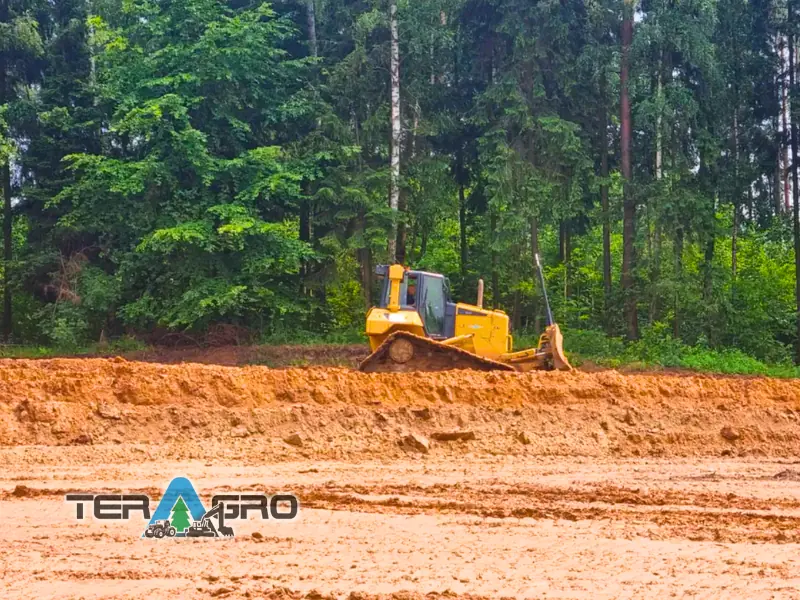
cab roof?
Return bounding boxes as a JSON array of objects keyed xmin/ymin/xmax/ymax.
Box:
[{"xmin": 374, "ymin": 265, "xmax": 443, "ymax": 279}]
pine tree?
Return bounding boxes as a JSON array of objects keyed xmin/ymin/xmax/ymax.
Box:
[{"xmin": 170, "ymin": 497, "xmax": 191, "ymax": 533}]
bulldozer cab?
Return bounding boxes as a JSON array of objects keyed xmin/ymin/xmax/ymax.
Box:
[{"xmin": 376, "ymin": 266, "xmax": 453, "ymax": 339}]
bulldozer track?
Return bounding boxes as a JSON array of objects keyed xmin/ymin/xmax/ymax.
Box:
[{"xmin": 359, "ymin": 331, "xmax": 515, "ymax": 373}]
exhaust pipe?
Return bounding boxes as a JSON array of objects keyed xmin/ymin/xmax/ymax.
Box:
[{"xmin": 477, "ymin": 279, "xmax": 484, "ymax": 309}]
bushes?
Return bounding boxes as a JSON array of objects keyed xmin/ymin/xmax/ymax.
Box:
[
  {"xmin": 563, "ymin": 324, "xmax": 800, "ymax": 378},
  {"xmin": 40, "ymin": 302, "xmax": 90, "ymax": 350},
  {"xmin": 562, "ymin": 328, "xmax": 626, "ymax": 360}
]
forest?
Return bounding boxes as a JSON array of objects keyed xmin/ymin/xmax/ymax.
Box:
[{"xmin": 1, "ymin": 0, "xmax": 800, "ymax": 370}]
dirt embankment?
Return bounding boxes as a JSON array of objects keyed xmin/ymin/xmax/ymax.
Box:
[
  {"xmin": 125, "ymin": 343, "xmax": 369, "ymax": 368},
  {"xmin": 1, "ymin": 357, "xmax": 799, "ymax": 458}
]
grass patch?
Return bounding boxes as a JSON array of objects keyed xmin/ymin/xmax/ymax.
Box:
[
  {"xmin": 514, "ymin": 325, "xmax": 800, "ymax": 379},
  {"xmin": 258, "ymin": 328, "xmax": 367, "ymax": 345},
  {"xmin": 0, "ymin": 336, "xmax": 148, "ymax": 359}
]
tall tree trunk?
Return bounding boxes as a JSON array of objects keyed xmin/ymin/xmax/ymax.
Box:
[
  {"xmin": 530, "ymin": 217, "xmax": 541, "ymax": 332},
  {"xmin": 775, "ymin": 142, "xmax": 783, "ymax": 216},
  {"xmin": 454, "ymin": 36, "xmax": 467, "ymax": 278},
  {"xmin": 655, "ymin": 52, "xmax": 663, "ymax": 181},
  {"xmin": 353, "ymin": 110, "xmax": 371, "ymax": 310},
  {"xmin": 563, "ymin": 216, "xmax": 572, "ymax": 300},
  {"xmin": 396, "ymin": 198, "xmax": 407, "ymax": 265},
  {"xmin": 299, "ymin": 197, "xmax": 310, "ymax": 286},
  {"xmin": 0, "ymin": 0, "xmax": 10, "ymax": 341},
  {"xmin": 782, "ymin": 35, "xmax": 790, "ymax": 213},
  {"xmin": 700, "ymin": 161, "xmax": 716, "ymax": 340},
  {"xmin": 88, "ymin": 0, "xmax": 97, "ymax": 92},
  {"xmin": 620, "ymin": 0, "xmax": 638, "ymax": 340},
  {"xmin": 530, "ymin": 217, "xmax": 539, "ymax": 258},
  {"xmin": 703, "ymin": 233, "xmax": 715, "ymax": 304},
  {"xmin": 600, "ymin": 73, "xmax": 612, "ymax": 329},
  {"xmin": 407, "ymin": 221, "xmax": 417, "ymax": 264},
  {"xmin": 650, "ymin": 56, "xmax": 664, "ymax": 325},
  {"xmin": 511, "ymin": 243, "xmax": 521, "ymax": 331},
  {"xmin": 388, "ymin": 0, "xmax": 401, "ymax": 263},
  {"xmin": 732, "ymin": 104, "xmax": 739, "ymax": 279},
  {"xmin": 703, "ymin": 233, "xmax": 715, "ymax": 342},
  {"xmin": 790, "ymin": 1, "xmax": 800, "ymax": 364},
  {"xmin": 673, "ymin": 227, "xmax": 683, "ymax": 339},
  {"xmin": 490, "ymin": 212, "xmax": 499, "ymax": 307},
  {"xmin": 458, "ymin": 174, "xmax": 467, "ymax": 276},
  {"xmin": 299, "ymin": 198, "xmax": 311, "ymax": 246},
  {"xmin": 731, "ymin": 201, "xmax": 738, "ymax": 277},
  {"xmin": 397, "ymin": 103, "xmax": 418, "ymax": 265},
  {"xmin": 429, "ymin": 11, "xmax": 447, "ymax": 84},
  {"xmin": 357, "ymin": 243, "xmax": 373, "ymax": 311},
  {"xmin": 305, "ymin": 0, "xmax": 318, "ymax": 58},
  {"xmin": 649, "ymin": 220, "xmax": 662, "ymax": 324},
  {"xmin": 430, "ymin": 31, "xmax": 435, "ymax": 85},
  {"xmin": 299, "ymin": 0, "xmax": 317, "ymax": 290},
  {"xmin": 1, "ymin": 162, "xmax": 9, "ymax": 342},
  {"xmin": 559, "ymin": 185, "xmax": 572, "ymax": 300}
]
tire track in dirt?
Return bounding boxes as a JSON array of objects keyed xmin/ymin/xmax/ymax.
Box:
[
  {"xmin": 298, "ymin": 481, "xmax": 800, "ymax": 511},
  {"xmin": 191, "ymin": 587, "xmax": 494, "ymax": 600},
  {"xmin": 9, "ymin": 478, "xmax": 797, "ymax": 512},
  {"xmin": 291, "ymin": 482, "xmax": 800, "ymax": 544},
  {"xmin": 10, "ymin": 477, "xmax": 800, "ymax": 544}
]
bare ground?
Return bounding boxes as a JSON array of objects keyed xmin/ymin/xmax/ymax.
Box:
[{"xmin": 2, "ymin": 357, "xmax": 800, "ymax": 599}]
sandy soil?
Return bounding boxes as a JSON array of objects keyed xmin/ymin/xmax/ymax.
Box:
[
  {"xmin": 4, "ymin": 454, "xmax": 800, "ymax": 599},
  {"xmin": 3, "ymin": 358, "xmax": 800, "ymax": 599}
]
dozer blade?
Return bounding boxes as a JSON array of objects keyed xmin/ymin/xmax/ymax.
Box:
[
  {"xmin": 501, "ymin": 324, "xmax": 573, "ymax": 372},
  {"xmin": 359, "ymin": 331, "xmax": 515, "ymax": 373},
  {"xmin": 547, "ymin": 324, "xmax": 572, "ymax": 371}
]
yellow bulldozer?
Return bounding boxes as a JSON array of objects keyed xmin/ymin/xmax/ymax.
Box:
[{"xmin": 359, "ymin": 254, "xmax": 572, "ymax": 373}]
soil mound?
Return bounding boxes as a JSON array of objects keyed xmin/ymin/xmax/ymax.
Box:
[{"xmin": 1, "ymin": 357, "xmax": 799, "ymax": 457}]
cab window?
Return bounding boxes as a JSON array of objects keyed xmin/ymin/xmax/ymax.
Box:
[
  {"xmin": 401, "ymin": 274, "xmax": 418, "ymax": 307},
  {"xmin": 420, "ymin": 276, "xmax": 446, "ymax": 336},
  {"xmin": 378, "ymin": 272, "xmax": 418, "ymax": 308}
]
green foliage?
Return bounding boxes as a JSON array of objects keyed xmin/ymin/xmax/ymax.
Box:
[
  {"xmin": 47, "ymin": 0, "xmax": 318, "ymax": 333},
  {"xmin": 325, "ymin": 253, "xmax": 366, "ymax": 331},
  {"xmin": 0, "ymin": 0, "xmax": 797, "ymax": 376},
  {"xmin": 563, "ymin": 328, "xmax": 627, "ymax": 361},
  {"xmin": 39, "ymin": 302, "xmax": 89, "ymax": 349},
  {"xmin": 0, "ymin": 105, "xmax": 12, "ymax": 165},
  {"xmin": 551, "ymin": 326, "xmax": 800, "ymax": 379}
]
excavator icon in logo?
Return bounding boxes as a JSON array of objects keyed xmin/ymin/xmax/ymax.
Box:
[{"xmin": 143, "ymin": 477, "xmax": 234, "ymax": 538}]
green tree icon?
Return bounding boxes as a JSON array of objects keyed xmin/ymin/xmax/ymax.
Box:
[{"xmin": 170, "ymin": 497, "xmax": 192, "ymax": 533}]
